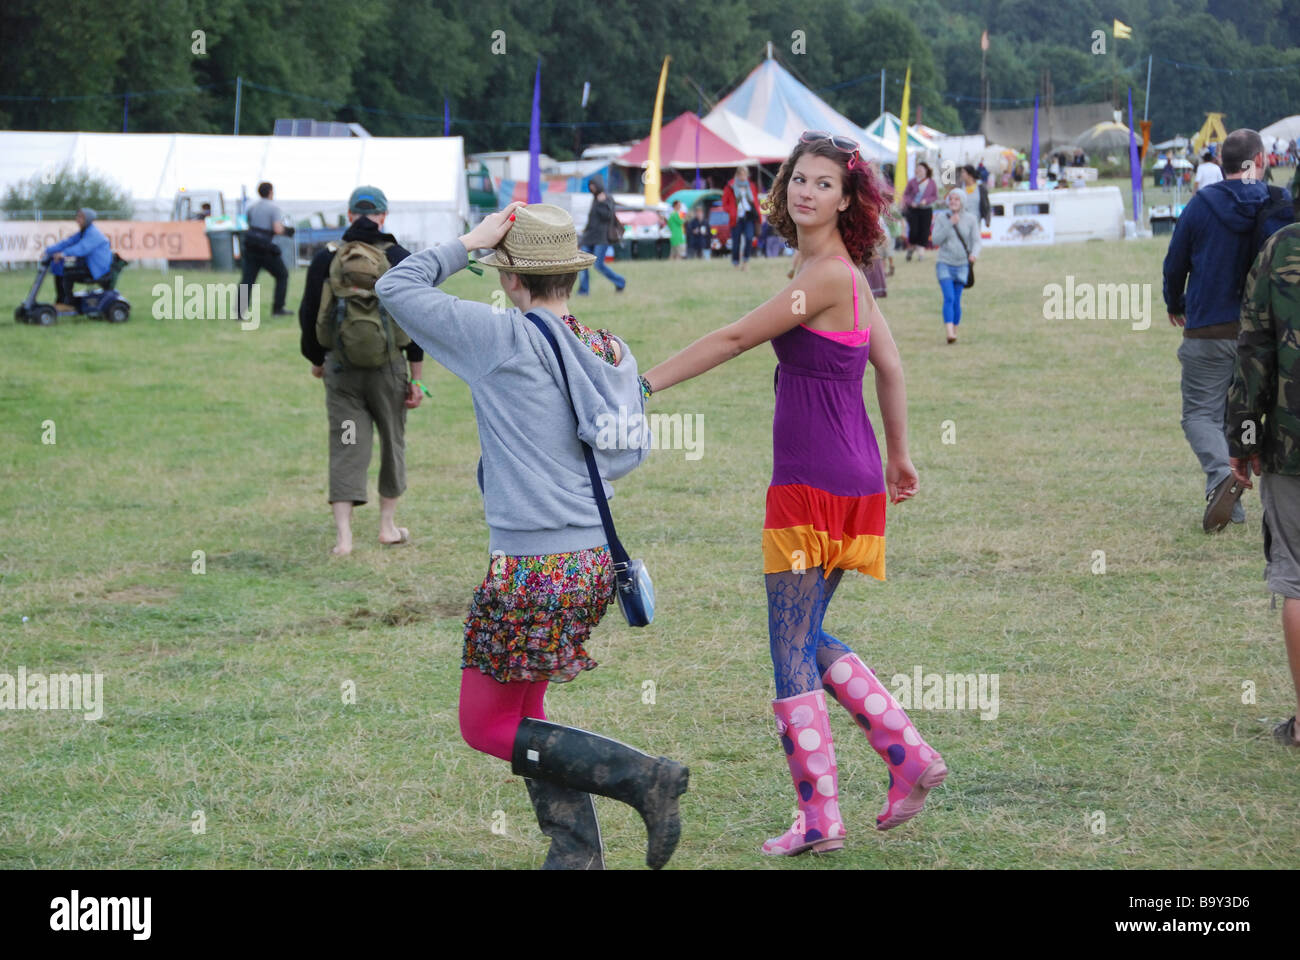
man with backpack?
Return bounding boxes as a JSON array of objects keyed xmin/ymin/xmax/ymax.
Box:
[
  {"xmin": 299, "ymin": 186, "xmax": 424, "ymax": 556},
  {"xmin": 1163, "ymin": 128, "xmax": 1295, "ymax": 533}
]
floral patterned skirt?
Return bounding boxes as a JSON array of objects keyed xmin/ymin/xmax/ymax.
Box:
[{"xmin": 462, "ymin": 546, "xmax": 614, "ymax": 683}]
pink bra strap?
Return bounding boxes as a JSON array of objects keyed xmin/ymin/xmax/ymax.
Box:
[{"xmin": 833, "ymin": 255, "xmax": 860, "ymax": 331}]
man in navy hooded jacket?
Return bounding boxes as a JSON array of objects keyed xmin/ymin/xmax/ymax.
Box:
[{"xmin": 1163, "ymin": 128, "xmax": 1294, "ymax": 531}]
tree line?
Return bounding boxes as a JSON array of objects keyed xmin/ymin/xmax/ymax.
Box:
[{"xmin": 2, "ymin": 0, "xmax": 1297, "ymax": 157}]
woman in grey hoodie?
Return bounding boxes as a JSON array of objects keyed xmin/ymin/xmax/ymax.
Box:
[
  {"xmin": 931, "ymin": 188, "xmax": 980, "ymax": 343},
  {"xmin": 376, "ymin": 202, "xmax": 688, "ymax": 870}
]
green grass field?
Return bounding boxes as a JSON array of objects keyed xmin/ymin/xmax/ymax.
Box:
[{"xmin": 1, "ymin": 235, "xmax": 1295, "ymax": 870}]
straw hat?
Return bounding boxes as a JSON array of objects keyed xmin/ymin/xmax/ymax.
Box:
[{"xmin": 477, "ymin": 203, "xmax": 597, "ymax": 274}]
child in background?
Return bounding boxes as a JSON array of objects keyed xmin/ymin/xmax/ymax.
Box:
[{"xmin": 668, "ymin": 200, "xmax": 686, "ymax": 260}]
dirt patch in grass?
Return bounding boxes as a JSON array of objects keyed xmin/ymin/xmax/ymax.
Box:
[{"xmin": 103, "ymin": 585, "xmax": 179, "ymax": 605}]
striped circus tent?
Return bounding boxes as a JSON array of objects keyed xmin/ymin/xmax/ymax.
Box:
[
  {"xmin": 702, "ymin": 109, "xmax": 793, "ymax": 164},
  {"xmin": 706, "ymin": 56, "xmax": 891, "ymax": 163}
]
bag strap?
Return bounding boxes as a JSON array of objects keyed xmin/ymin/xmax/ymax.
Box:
[
  {"xmin": 334, "ymin": 297, "xmax": 349, "ymax": 367},
  {"xmin": 952, "ymin": 219, "xmax": 972, "ymax": 257},
  {"xmin": 523, "ymin": 311, "xmax": 631, "ymax": 570}
]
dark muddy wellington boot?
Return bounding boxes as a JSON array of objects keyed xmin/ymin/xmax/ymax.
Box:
[
  {"xmin": 523, "ymin": 778, "xmax": 605, "ymax": 870},
  {"xmin": 512, "ymin": 718, "xmax": 690, "ymax": 870}
]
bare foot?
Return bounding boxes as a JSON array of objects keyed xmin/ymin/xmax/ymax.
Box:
[
  {"xmin": 379, "ymin": 526, "xmax": 410, "ymax": 546},
  {"xmin": 331, "ymin": 541, "xmax": 352, "ymax": 557}
]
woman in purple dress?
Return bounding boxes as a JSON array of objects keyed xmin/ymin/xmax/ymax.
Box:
[{"xmin": 640, "ymin": 133, "xmax": 947, "ymax": 856}]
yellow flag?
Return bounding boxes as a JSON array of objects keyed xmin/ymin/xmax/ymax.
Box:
[
  {"xmin": 1113, "ymin": 19, "xmax": 1132, "ymax": 39},
  {"xmin": 894, "ymin": 65, "xmax": 911, "ymax": 201},
  {"xmin": 645, "ymin": 55, "xmax": 671, "ymax": 206}
]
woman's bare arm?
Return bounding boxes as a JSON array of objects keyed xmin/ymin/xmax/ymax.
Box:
[{"xmin": 643, "ymin": 257, "xmax": 841, "ymax": 393}]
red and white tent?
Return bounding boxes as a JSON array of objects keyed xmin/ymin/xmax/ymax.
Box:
[{"xmin": 617, "ymin": 112, "xmax": 756, "ymax": 170}]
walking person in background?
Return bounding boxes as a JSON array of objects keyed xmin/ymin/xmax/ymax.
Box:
[
  {"xmin": 1225, "ymin": 221, "xmax": 1300, "ymax": 747},
  {"xmin": 1193, "ymin": 151, "xmax": 1223, "ymax": 194},
  {"xmin": 932, "ymin": 188, "xmax": 979, "ymax": 344},
  {"xmin": 640, "ymin": 132, "xmax": 945, "ymax": 857},
  {"xmin": 1163, "ymin": 128, "xmax": 1295, "ymax": 532},
  {"xmin": 902, "ymin": 161, "xmax": 937, "ymax": 261},
  {"xmin": 577, "ymin": 175, "xmax": 626, "ymax": 295},
  {"xmin": 960, "ymin": 164, "xmax": 991, "ymax": 227},
  {"xmin": 722, "ymin": 165, "xmax": 761, "ymax": 269},
  {"xmin": 298, "ymin": 186, "xmax": 423, "ymax": 556},
  {"xmin": 242, "ymin": 181, "xmax": 293, "ymax": 317}
]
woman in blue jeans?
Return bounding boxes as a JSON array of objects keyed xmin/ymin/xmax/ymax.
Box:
[
  {"xmin": 577, "ymin": 175, "xmax": 626, "ymax": 295},
  {"xmin": 930, "ymin": 189, "xmax": 980, "ymax": 344}
]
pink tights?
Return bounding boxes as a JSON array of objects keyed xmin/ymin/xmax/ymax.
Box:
[{"xmin": 458, "ymin": 668, "xmax": 549, "ymax": 761}]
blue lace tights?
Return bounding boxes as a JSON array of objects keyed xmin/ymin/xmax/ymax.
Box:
[{"xmin": 766, "ymin": 566, "xmax": 856, "ymax": 699}]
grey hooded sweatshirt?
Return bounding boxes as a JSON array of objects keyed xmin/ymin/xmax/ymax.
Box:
[{"xmin": 376, "ymin": 240, "xmax": 647, "ymax": 556}]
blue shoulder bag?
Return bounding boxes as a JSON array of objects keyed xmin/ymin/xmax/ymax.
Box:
[{"xmin": 523, "ymin": 312, "xmax": 655, "ymax": 627}]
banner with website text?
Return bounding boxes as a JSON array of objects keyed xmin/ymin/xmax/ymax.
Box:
[{"xmin": 0, "ymin": 220, "xmax": 211, "ymax": 263}]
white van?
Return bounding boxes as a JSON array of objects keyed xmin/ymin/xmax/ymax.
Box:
[{"xmin": 983, "ymin": 186, "xmax": 1124, "ymax": 246}]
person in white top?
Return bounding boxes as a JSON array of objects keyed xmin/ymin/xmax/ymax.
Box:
[{"xmin": 1194, "ymin": 152, "xmax": 1223, "ymax": 193}]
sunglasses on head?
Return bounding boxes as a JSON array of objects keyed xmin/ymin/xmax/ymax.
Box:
[
  {"xmin": 800, "ymin": 130, "xmax": 861, "ymax": 153},
  {"xmin": 799, "ymin": 130, "xmax": 865, "ymax": 168}
]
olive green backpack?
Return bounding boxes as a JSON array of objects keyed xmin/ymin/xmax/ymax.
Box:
[{"xmin": 316, "ymin": 240, "xmax": 410, "ymax": 368}]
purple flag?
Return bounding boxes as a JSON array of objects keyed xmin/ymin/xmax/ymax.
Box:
[
  {"xmin": 1029, "ymin": 96, "xmax": 1039, "ymax": 190},
  {"xmin": 443, "ymin": 99, "xmax": 450, "ymax": 136},
  {"xmin": 1127, "ymin": 87, "xmax": 1142, "ymax": 227},
  {"xmin": 694, "ymin": 110, "xmax": 703, "ymax": 189},
  {"xmin": 528, "ymin": 58, "xmax": 542, "ymax": 204}
]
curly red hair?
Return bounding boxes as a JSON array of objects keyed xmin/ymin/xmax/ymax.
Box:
[{"xmin": 762, "ymin": 140, "xmax": 891, "ymax": 265}]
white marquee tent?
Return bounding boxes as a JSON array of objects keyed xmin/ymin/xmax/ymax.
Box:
[{"xmin": 0, "ymin": 131, "xmax": 469, "ymax": 250}]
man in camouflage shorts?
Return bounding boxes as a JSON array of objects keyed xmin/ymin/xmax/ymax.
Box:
[{"xmin": 1226, "ymin": 221, "xmax": 1300, "ymax": 746}]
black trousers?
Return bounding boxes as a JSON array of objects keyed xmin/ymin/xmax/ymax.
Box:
[
  {"xmin": 239, "ymin": 241, "xmax": 289, "ymax": 311},
  {"xmin": 54, "ymin": 261, "xmax": 105, "ymax": 303}
]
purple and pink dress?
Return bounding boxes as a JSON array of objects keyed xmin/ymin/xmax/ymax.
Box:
[{"xmin": 762, "ymin": 256, "xmax": 887, "ymax": 580}]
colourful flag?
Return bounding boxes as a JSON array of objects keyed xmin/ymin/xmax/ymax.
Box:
[
  {"xmin": 1127, "ymin": 88, "xmax": 1142, "ymax": 227},
  {"xmin": 893, "ymin": 65, "xmax": 912, "ymax": 201},
  {"xmin": 527, "ymin": 59, "xmax": 542, "ymax": 204},
  {"xmin": 443, "ymin": 99, "xmax": 450, "ymax": 137},
  {"xmin": 694, "ymin": 96, "xmax": 703, "ymax": 189},
  {"xmin": 1029, "ymin": 96, "xmax": 1040, "ymax": 189},
  {"xmin": 1113, "ymin": 19, "xmax": 1132, "ymax": 39},
  {"xmin": 645, "ymin": 55, "xmax": 671, "ymax": 206}
]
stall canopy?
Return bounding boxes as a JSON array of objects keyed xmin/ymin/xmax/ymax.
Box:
[
  {"xmin": 1261, "ymin": 116, "xmax": 1300, "ymax": 149},
  {"xmin": 864, "ymin": 112, "xmax": 939, "ymax": 151},
  {"xmin": 1075, "ymin": 121, "xmax": 1135, "ymax": 154},
  {"xmin": 617, "ymin": 112, "xmax": 755, "ymax": 170},
  {"xmin": 706, "ymin": 56, "xmax": 890, "ymax": 162},
  {"xmin": 0, "ymin": 130, "xmax": 469, "ymax": 249}
]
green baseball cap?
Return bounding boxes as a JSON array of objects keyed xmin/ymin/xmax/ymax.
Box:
[{"xmin": 348, "ymin": 186, "xmax": 388, "ymax": 214}]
